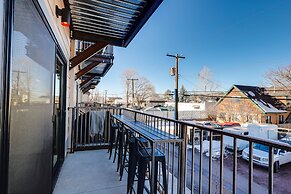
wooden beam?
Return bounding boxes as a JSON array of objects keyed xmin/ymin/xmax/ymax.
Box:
[
  {"xmin": 75, "ymin": 61, "xmax": 102, "ymax": 80},
  {"xmin": 82, "ymin": 83, "xmax": 97, "ymax": 93},
  {"xmin": 70, "ymin": 42, "xmax": 108, "ymax": 69},
  {"xmin": 81, "ymin": 73, "xmax": 100, "ymax": 77},
  {"xmin": 82, "ymin": 85, "xmax": 92, "ymax": 94},
  {"xmin": 80, "ymin": 74, "xmax": 96, "ymax": 88}
]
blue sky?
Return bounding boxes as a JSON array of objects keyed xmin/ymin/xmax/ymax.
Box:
[{"xmin": 98, "ymin": 0, "xmax": 291, "ymax": 96}]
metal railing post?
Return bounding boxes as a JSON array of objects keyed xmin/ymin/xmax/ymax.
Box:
[
  {"xmin": 178, "ymin": 123, "xmax": 187, "ymax": 194},
  {"xmin": 70, "ymin": 107, "xmax": 76, "ymax": 153},
  {"xmin": 105, "ymin": 110, "xmax": 110, "ymax": 143}
]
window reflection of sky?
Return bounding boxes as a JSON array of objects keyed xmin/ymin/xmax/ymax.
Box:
[{"xmin": 12, "ymin": 31, "xmax": 54, "ymax": 104}]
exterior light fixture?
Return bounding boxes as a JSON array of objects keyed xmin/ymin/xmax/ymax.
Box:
[{"xmin": 56, "ymin": 5, "xmax": 70, "ymax": 27}]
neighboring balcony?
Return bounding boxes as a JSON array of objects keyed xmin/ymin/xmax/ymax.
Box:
[{"xmin": 55, "ymin": 107, "xmax": 291, "ymax": 194}]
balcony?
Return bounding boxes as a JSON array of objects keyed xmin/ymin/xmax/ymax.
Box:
[
  {"xmin": 55, "ymin": 107, "xmax": 291, "ymax": 194},
  {"xmin": 53, "ymin": 150, "xmax": 128, "ymax": 194}
]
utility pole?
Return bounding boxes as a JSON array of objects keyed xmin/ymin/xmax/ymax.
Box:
[
  {"xmin": 12, "ymin": 70, "xmax": 26, "ymax": 102},
  {"xmin": 167, "ymin": 53, "xmax": 185, "ymax": 120},
  {"xmin": 126, "ymin": 81, "xmax": 129, "ymax": 107},
  {"xmin": 104, "ymin": 90, "xmax": 107, "ymax": 105},
  {"xmin": 127, "ymin": 78, "xmax": 138, "ymax": 107}
]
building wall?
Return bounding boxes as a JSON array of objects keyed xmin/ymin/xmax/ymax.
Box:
[
  {"xmin": 216, "ymin": 88, "xmax": 262, "ymax": 123},
  {"xmin": 216, "ymin": 88, "xmax": 289, "ymax": 124},
  {"xmin": 39, "ymin": 0, "xmax": 70, "ymax": 59},
  {"xmin": 165, "ymin": 102, "xmax": 209, "ymax": 111},
  {"xmin": 261, "ymin": 112, "xmax": 290, "ymax": 124}
]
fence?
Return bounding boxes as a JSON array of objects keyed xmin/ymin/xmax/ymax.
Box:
[
  {"xmin": 120, "ymin": 108, "xmax": 291, "ymax": 194},
  {"xmin": 70, "ymin": 107, "xmax": 291, "ymax": 193},
  {"xmin": 71, "ymin": 106, "xmax": 120, "ymax": 151}
]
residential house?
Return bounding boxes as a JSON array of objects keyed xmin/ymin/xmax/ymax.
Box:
[
  {"xmin": 265, "ymin": 86, "xmax": 291, "ymax": 123},
  {"xmin": 215, "ymin": 85, "xmax": 289, "ymax": 124}
]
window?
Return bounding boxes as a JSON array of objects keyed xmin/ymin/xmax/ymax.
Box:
[
  {"xmin": 266, "ymin": 115, "xmax": 272, "ymax": 124},
  {"xmin": 9, "ymin": 0, "xmax": 55, "ymax": 193},
  {"xmin": 279, "ymin": 115, "xmax": 284, "ymax": 124}
]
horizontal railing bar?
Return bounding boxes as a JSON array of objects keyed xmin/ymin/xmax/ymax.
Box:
[{"xmin": 123, "ymin": 108, "xmax": 291, "ymax": 151}]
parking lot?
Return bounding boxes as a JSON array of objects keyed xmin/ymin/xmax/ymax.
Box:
[{"xmin": 184, "ymin": 149, "xmax": 291, "ymax": 194}]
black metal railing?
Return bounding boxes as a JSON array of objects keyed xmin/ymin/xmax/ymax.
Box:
[
  {"xmin": 71, "ymin": 106, "xmax": 120, "ymax": 151},
  {"xmin": 118, "ymin": 108, "xmax": 291, "ymax": 194},
  {"xmin": 71, "ymin": 106, "xmax": 291, "ymax": 193}
]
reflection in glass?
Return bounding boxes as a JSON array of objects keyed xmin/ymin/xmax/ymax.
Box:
[{"xmin": 9, "ymin": 0, "xmax": 55, "ymax": 193}]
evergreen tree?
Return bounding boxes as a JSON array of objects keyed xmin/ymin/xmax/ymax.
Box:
[
  {"xmin": 164, "ymin": 89, "xmax": 173, "ymax": 101},
  {"xmin": 179, "ymin": 85, "xmax": 189, "ymax": 102}
]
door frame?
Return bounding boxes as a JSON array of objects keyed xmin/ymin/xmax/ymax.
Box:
[
  {"xmin": 0, "ymin": 0, "xmax": 13, "ymax": 193},
  {"xmin": 52, "ymin": 49, "xmax": 67, "ymax": 186}
]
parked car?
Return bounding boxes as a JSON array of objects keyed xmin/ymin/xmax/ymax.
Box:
[
  {"xmin": 224, "ymin": 127, "xmax": 249, "ymax": 151},
  {"xmin": 198, "ymin": 121, "xmax": 223, "ymax": 140},
  {"xmin": 203, "ymin": 121, "xmax": 223, "ymax": 130},
  {"xmin": 242, "ymin": 140, "xmax": 291, "ymax": 172},
  {"xmin": 220, "ymin": 122, "xmax": 241, "ymax": 128}
]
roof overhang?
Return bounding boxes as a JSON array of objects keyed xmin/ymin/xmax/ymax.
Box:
[{"xmin": 66, "ymin": 0, "xmax": 163, "ymax": 47}]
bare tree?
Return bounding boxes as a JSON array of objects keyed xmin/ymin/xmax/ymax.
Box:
[
  {"xmin": 197, "ymin": 66, "xmax": 218, "ymax": 92},
  {"xmin": 135, "ymin": 77, "xmax": 156, "ymax": 106},
  {"xmin": 265, "ymin": 64, "xmax": 291, "ymax": 89},
  {"xmin": 89, "ymin": 89, "xmax": 103, "ymax": 103},
  {"xmin": 121, "ymin": 69, "xmax": 156, "ymax": 107}
]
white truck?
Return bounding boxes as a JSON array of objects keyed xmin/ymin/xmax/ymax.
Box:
[
  {"xmin": 247, "ymin": 124, "xmax": 278, "ymax": 140},
  {"xmin": 224, "ymin": 127, "xmax": 249, "ymax": 151},
  {"xmin": 242, "ymin": 139, "xmax": 291, "ymax": 172},
  {"xmin": 224, "ymin": 124, "xmax": 279, "ymax": 152}
]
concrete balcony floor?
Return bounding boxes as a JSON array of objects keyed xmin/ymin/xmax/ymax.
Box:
[{"xmin": 53, "ymin": 150, "xmax": 127, "ymax": 194}]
